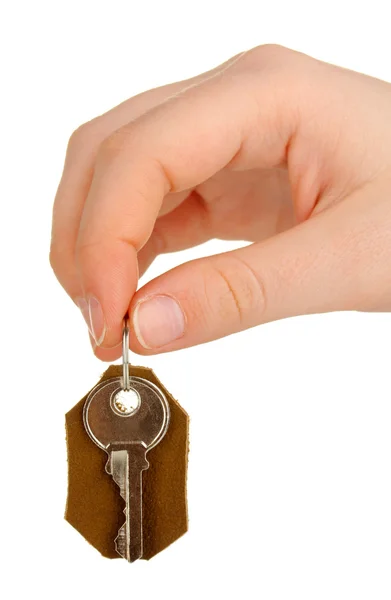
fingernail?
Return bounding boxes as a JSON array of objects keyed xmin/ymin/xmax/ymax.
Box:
[
  {"xmin": 133, "ymin": 295, "xmax": 185, "ymax": 349},
  {"xmin": 88, "ymin": 296, "xmax": 106, "ymax": 346},
  {"xmin": 75, "ymin": 297, "xmax": 92, "ymax": 335},
  {"xmin": 75, "ymin": 296, "xmax": 107, "ymax": 346}
]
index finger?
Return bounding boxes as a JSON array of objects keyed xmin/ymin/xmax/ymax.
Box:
[{"xmin": 75, "ymin": 46, "xmax": 297, "ymax": 351}]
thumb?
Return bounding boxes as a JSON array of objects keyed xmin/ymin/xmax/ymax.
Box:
[{"xmin": 128, "ymin": 188, "xmax": 387, "ymax": 354}]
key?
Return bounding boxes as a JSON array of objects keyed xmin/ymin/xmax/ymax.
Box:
[{"xmin": 83, "ymin": 375, "xmax": 170, "ymax": 562}]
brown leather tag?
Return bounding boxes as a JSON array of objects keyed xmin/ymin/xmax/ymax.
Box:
[{"xmin": 65, "ymin": 365, "xmax": 189, "ymax": 559}]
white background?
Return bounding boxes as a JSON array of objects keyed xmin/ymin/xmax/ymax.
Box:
[{"xmin": 1, "ymin": 1, "xmax": 391, "ymax": 598}]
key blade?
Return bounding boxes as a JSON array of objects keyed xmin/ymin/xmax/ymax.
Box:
[
  {"xmin": 108, "ymin": 443, "xmax": 149, "ymax": 562},
  {"xmin": 109, "ymin": 449, "xmax": 132, "ymax": 561}
]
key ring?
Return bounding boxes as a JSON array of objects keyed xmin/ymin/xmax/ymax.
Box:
[{"xmin": 122, "ymin": 316, "xmax": 130, "ymax": 391}]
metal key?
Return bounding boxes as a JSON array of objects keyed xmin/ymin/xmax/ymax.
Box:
[{"xmin": 83, "ymin": 375, "xmax": 170, "ymax": 562}]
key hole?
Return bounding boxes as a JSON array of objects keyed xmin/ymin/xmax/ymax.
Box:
[{"xmin": 111, "ymin": 388, "xmax": 141, "ymax": 417}]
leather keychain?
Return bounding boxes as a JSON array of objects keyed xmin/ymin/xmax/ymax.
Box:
[{"xmin": 65, "ymin": 317, "xmax": 189, "ymax": 561}]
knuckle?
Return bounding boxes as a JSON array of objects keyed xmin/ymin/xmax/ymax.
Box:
[
  {"xmin": 75, "ymin": 235, "xmax": 126, "ymax": 265},
  {"xmin": 49, "ymin": 241, "xmax": 72, "ymax": 291},
  {"xmin": 67, "ymin": 122, "xmax": 95, "ymax": 152},
  {"xmin": 75, "ymin": 238, "xmax": 100, "ymax": 263},
  {"xmin": 97, "ymin": 125, "xmax": 137, "ymax": 163},
  {"xmin": 98, "ymin": 130, "xmax": 124, "ymax": 156},
  {"xmin": 49, "ymin": 240, "xmax": 63, "ymax": 273},
  {"xmin": 209, "ymin": 255, "xmax": 267, "ymax": 327},
  {"xmin": 239, "ymin": 44, "xmax": 315, "ymax": 82},
  {"xmin": 252, "ymin": 43, "xmax": 291, "ymax": 59},
  {"xmin": 241, "ymin": 44, "xmax": 293, "ymax": 69}
]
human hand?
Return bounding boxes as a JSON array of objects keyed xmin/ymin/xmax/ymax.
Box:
[{"xmin": 50, "ymin": 45, "xmax": 391, "ymax": 360}]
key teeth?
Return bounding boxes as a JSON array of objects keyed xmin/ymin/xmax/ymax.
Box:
[
  {"xmin": 108, "ymin": 456, "xmax": 134, "ymax": 559},
  {"xmin": 105, "ymin": 454, "xmax": 128, "ymax": 501},
  {"xmin": 115, "ymin": 526, "xmax": 127, "ymax": 560},
  {"xmin": 105, "ymin": 446, "xmax": 149, "ymax": 562},
  {"xmin": 115, "ymin": 525, "xmax": 141, "ymax": 562},
  {"xmin": 112, "ymin": 475, "xmax": 127, "ymax": 503},
  {"xmin": 105, "ymin": 459, "xmax": 127, "ymax": 500}
]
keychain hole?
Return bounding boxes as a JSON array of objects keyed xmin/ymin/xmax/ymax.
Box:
[{"xmin": 111, "ymin": 388, "xmax": 140, "ymax": 416}]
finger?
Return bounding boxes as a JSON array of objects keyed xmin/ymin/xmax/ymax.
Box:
[
  {"xmin": 137, "ymin": 190, "xmax": 212, "ymax": 276},
  {"xmin": 128, "ymin": 183, "xmax": 391, "ymax": 354},
  {"xmin": 50, "ymin": 53, "xmax": 245, "ymax": 300},
  {"xmin": 138, "ymin": 168, "xmax": 294, "ymax": 278},
  {"xmin": 76, "ymin": 46, "xmax": 300, "ymax": 350}
]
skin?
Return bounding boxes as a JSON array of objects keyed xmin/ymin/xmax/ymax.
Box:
[{"xmin": 50, "ymin": 44, "xmax": 391, "ymax": 361}]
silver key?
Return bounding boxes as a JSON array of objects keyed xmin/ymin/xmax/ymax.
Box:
[{"xmin": 83, "ymin": 376, "xmax": 170, "ymax": 562}]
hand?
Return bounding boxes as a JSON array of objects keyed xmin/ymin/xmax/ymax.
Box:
[{"xmin": 50, "ymin": 45, "xmax": 391, "ymax": 361}]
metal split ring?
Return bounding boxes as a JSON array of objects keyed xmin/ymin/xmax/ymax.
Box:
[{"xmin": 122, "ymin": 316, "xmax": 130, "ymax": 391}]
